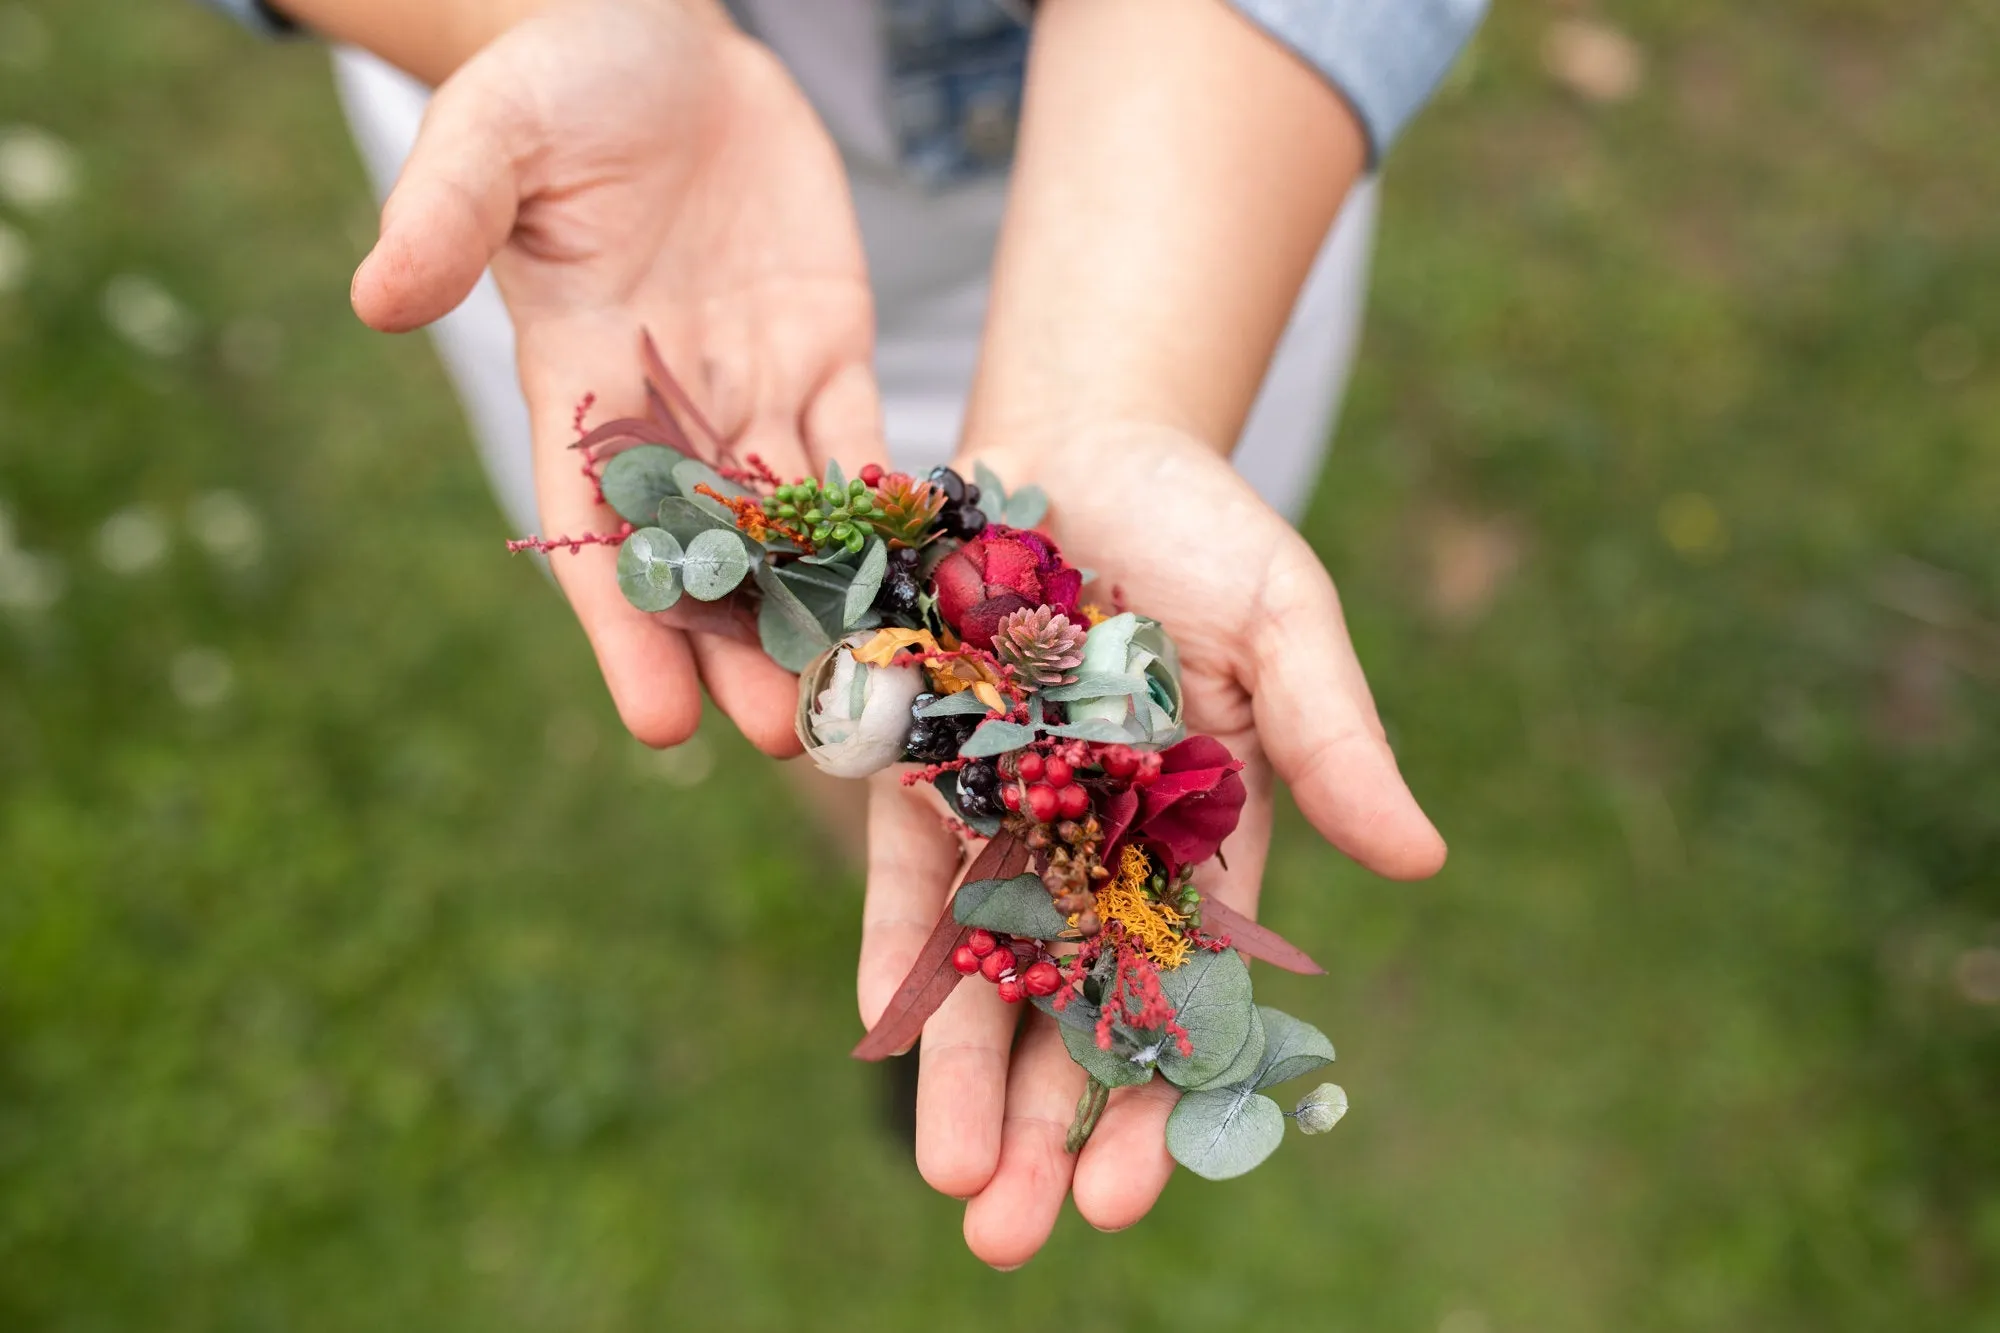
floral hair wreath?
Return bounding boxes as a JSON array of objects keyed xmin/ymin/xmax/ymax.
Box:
[{"xmin": 512, "ymin": 335, "xmax": 1348, "ymax": 1178}]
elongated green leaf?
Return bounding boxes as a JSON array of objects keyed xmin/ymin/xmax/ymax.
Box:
[
  {"xmin": 1251, "ymin": 1007, "xmax": 1337, "ymax": 1089},
  {"xmin": 842, "ymin": 539, "xmax": 888, "ymax": 628},
  {"xmin": 1042, "ymin": 718, "xmax": 1138, "ymax": 743},
  {"xmin": 616, "ymin": 527, "xmax": 683, "ymax": 612},
  {"xmin": 655, "ymin": 495, "xmax": 739, "ymax": 549},
  {"xmin": 754, "ymin": 563, "xmax": 832, "ymax": 671},
  {"xmin": 1156, "ymin": 948, "xmax": 1256, "ymax": 1088},
  {"xmin": 1189, "ymin": 1002, "xmax": 1267, "ymax": 1092},
  {"xmin": 953, "ymin": 873, "xmax": 1067, "ymax": 940},
  {"xmin": 916, "ymin": 692, "xmax": 993, "ymax": 718},
  {"xmin": 1060, "ymin": 1021, "xmax": 1156, "ymax": 1088},
  {"xmin": 958, "ymin": 718, "xmax": 1037, "ymax": 758},
  {"xmin": 673, "ymin": 458, "xmax": 746, "ymax": 524},
  {"xmin": 599, "ymin": 445, "xmax": 683, "ymax": 524},
  {"xmin": 823, "ymin": 458, "xmax": 846, "ymax": 495},
  {"xmin": 1037, "ymin": 672, "xmax": 1151, "ymax": 702},
  {"xmin": 1166, "ymin": 1086, "xmax": 1286, "ymax": 1181},
  {"xmin": 681, "ymin": 527, "xmax": 752, "ymax": 600}
]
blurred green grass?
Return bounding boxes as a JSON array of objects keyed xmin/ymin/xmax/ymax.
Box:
[{"xmin": 2, "ymin": 1, "xmax": 1998, "ymax": 1329}]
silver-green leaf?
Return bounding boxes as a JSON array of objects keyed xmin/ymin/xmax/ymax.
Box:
[
  {"xmin": 973, "ymin": 461, "xmax": 1009, "ymax": 524},
  {"xmin": 680, "ymin": 527, "xmax": 752, "ymax": 600},
  {"xmin": 915, "ymin": 692, "xmax": 993, "ymax": 719},
  {"xmin": 958, "ymin": 718, "xmax": 1037, "ymax": 758},
  {"xmin": 953, "ymin": 873, "xmax": 1068, "ymax": 940},
  {"xmin": 1293, "ymin": 1083, "xmax": 1348, "ymax": 1135},
  {"xmin": 1166, "ymin": 1086, "xmax": 1287, "ymax": 1181},
  {"xmin": 1060, "ymin": 1021, "xmax": 1156, "ymax": 1088},
  {"xmin": 1155, "ymin": 947, "xmax": 1256, "ymax": 1088},
  {"xmin": 616, "ymin": 527, "xmax": 683, "ymax": 613},
  {"xmin": 599, "ymin": 445, "xmax": 683, "ymax": 524},
  {"xmin": 1252, "ymin": 1006, "xmax": 1337, "ymax": 1089},
  {"xmin": 754, "ymin": 563, "xmax": 832, "ymax": 672},
  {"xmin": 1189, "ymin": 1002, "xmax": 1267, "ymax": 1092},
  {"xmin": 1003, "ymin": 485, "xmax": 1048, "ymax": 528}
]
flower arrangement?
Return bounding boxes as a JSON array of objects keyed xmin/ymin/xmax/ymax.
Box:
[{"xmin": 514, "ymin": 337, "xmax": 1347, "ymax": 1179}]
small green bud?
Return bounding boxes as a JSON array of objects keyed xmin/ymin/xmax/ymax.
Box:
[
  {"xmin": 813, "ymin": 524, "xmax": 833, "ymax": 543},
  {"xmin": 847, "ymin": 532, "xmax": 866, "ymax": 554},
  {"xmin": 852, "ymin": 494, "xmax": 874, "ymax": 513},
  {"xmin": 804, "ymin": 508, "xmax": 824, "ymax": 524},
  {"xmin": 777, "ymin": 504, "xmax": 798, "ymax": 519},
  {"xmin": 1293, "ymin": 1084, "xmax": 1348, "ymax": 1135},
  {"xmin": 849, "ymin": 478, "xmax": 866, "ymax": 496}
]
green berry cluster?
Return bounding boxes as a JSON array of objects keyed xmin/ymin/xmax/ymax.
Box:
[
  {"xmin": 1154, "ymin": 865, "xmax": 1203, "ymax": 928},
  {"xmin": 763, "ymin": 478, "xmax": 875, "ymax": 554}
]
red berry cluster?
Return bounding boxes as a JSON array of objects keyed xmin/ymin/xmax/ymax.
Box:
[
  {"xmin": 1096, "ymin": 743, "xmax": 1163, "ymax": 786},
  {"xmin": 999, "ymin": 752, "xmax": 1092, "ymax": 823},
  {"xmin": 951, "ymin": 929, "xmax": 1063, "ymax": 1004}
]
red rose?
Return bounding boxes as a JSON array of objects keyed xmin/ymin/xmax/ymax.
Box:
[
  {"xmin": 931, "ymin": 526, "xmax": 1083, "ymax": 647},
  {"xmin": 1098, "ymin": 735, "xmax": 1247, "ymax": 877}
]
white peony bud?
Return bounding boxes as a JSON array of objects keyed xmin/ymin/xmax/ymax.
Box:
[{"xmin": 796, "ymin": 632, "xmax": 926, "ymax": 778}]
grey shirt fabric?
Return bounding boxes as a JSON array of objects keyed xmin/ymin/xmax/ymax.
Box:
[{"xmin": 196, "ymin": 0, "xmax": 1483, "ymax": 161}]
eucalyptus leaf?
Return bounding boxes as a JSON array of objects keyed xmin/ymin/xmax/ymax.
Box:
[
  {"xmin": 915, "ymin": 692, "xmax": 994, "ymax": 718},
  {"xmin": 599, "ymin": 445, "xmax": 683, "ymax": 524},
  {"xmin": 823, "ymin": 458, "xmax": 846, "ymax": 495},
  {"xmin": 615, "ymin": 527, "xmax": 683, "ymax": 613},
  {"xmin": 1166, "ymin": 1086, "xmax": 1287, "ymax": 1181},
  {"xmin": 673, "ymin": 458, "xmax": 746, "ymax": 523},
  {"xmin": 842, "ymin": 539, "xmax": 888, "ymax": 628},
  {"xmin": 1251, "ymin": 1007, "xmax": 1337, "ymax": 1089},
  {"xmin": 1189, "ymin": 1002, "xmax": 1267, "ymax": 1093},
  {"xmin": 1037, "ymin": 672, "xmax": 1151, "ymax": 703},
  {"xmin": 1032, "ymin": 989, "xmax": 1098, "ymax": 1036},
  {"xmin": 680, "ymin": 528, "xmax": 752, "ymax": 600},
  {"xmin": 1155, "ymin": 948, "xmax": 1256, "ymax": 1089},
  {"xmin": 1060, "ymin": 1021, "xmax": 1157, "ymax": 1088},
  {"xmin": 754, "ymin": 563, "xmax": 832, "ymax": 671},
  {"xmin": 1042, "ymin": 718, "xmax": 1138, "ymax": 744},
  {"xmin": 1293, "ymin": 1083, "xmax": 1349, "ymax": 1135},
  {"xmin": 1003, "ymin": 485, "xmax": 1048, "ymax": 528},
  {"xmin": 953, "ymin": 873, "xmax": 1068, "ymax": 940},
  {"xmin": 973, "ymin": 461, "xmax": 1008, "ymax": 524},
  {"xmin": 772, "ymin": 563, "xmax": 855, "ymax": 639},
  {"xmin": 958, "ymin": 718, "xmax": 1038, "ymax": 758},
  {"xmin": 656, "ymin": 495, "xmax": 740, "ymax": 549}
]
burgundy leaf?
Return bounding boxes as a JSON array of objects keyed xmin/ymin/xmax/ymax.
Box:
[
  {"xmin": 852, "ymin": 831, "xmax": 1028, "ymax": 1060},
  {"xmin": 1200, "ymin": 898, "xmax": 1324, "ymax": 975}
]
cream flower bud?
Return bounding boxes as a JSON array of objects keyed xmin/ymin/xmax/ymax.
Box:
[
  {"xmin": 1293, "ymin": 1083, "xmax": 1349, "ymax": 1135},
  {"xmin": 796, "ymin": 632, "xmax": 926, "ymax": 777}
]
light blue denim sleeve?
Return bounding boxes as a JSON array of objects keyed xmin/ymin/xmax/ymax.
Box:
[
  {"xmin": 1225, "ymin": 0, "xmax": 1488, "ymax": 161},
  {"xmin": 194, "ymin": 0, "xmax": 297, "ymax": 37}
]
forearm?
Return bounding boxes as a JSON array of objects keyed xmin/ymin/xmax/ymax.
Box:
[
  {"xmin": 265, "ymin": 0, "xmax": 729, "ymax": 85},
  {"xmin": 962, "ymin": 0, "xmax": 1367, "ymax": 462}
]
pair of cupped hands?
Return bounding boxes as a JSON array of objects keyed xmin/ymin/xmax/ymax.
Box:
[{"xmin": 352, "ymin": 0, "xmax": 1444, "ymax": 1268}]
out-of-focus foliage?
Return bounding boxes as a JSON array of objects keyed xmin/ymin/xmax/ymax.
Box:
[{"xmin": 2, "ymin": 1, "xmax": 1996, "ymax": 1329}]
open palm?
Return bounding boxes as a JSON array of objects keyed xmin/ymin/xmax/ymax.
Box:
[
  {"xmin": 858, "ymin": 421, "xmax": 1446, "ymax": 1267},
  {"xmin": 351, "ymin": 0, "xmax": 882, "ymax": 753}
]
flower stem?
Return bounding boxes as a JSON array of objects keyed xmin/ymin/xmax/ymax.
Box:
[{"xmin": 1065, "ymin": 1076, "xmax": 1112, "ymax": 1153}]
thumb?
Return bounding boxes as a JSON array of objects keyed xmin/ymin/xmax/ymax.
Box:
[
  {"xmin": 351, "ymin": 73, "xmax": 523, "ymax": 333},
  {"xmin": 1250, "ymin": 547, "xmax": 1448, "ymax": 881}
]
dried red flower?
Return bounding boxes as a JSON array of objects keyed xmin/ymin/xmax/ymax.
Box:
[{"xmin": 931, "ymin": 526, "xmax": 1083, "ymax": 647}]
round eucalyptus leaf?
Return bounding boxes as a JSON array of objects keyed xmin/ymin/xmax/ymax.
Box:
[
  {"xmin": 1166, "ymin": 1087, "xmax": 1287, "ymax": 1181},
  {"xmin": 598, "ymin": 445, "xmax": 682, "ymax": 525},
  {"xmin": 1189, "ymin": 1002, "xmax": 1267, "ymax": 1092},
  {"xmin": 1155, "ymin": 947, "xmax": 1255, "ymax": 1088},
  {"xmin": 1252, "ymin": 1006, "xmax": 1337, "ymax": 1090},
  {"xmin": 1059, "ymin": 1020, "xmax": 1157, "ymax": 1089},
  {"xmin": 616, "ymin": 527, "xmax": 683, "ymax": 613},
  {"xmin": 680, "ymin": 527, "xmax": 752, "ymax": 600},
  {"xmin": 1293, "ymin": 1083, "xmax": 1349, "ymax": 1135}
]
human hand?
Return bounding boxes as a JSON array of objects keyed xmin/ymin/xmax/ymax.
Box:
[
  {"xmin": 348, "ymin": 0, "xmax": 883, "ymax": 753},
  {"xmin": 855, "ymin": 421, "xmax": 1446, "ymax": 1267}
]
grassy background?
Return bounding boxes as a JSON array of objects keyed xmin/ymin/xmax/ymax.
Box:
[{"xmin": 3, "ymin": 1, "xmax": 1998, "ymax": 1328}]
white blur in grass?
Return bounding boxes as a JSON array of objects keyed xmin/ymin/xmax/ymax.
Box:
[
  {"xmin": 103, "ymin": 274, "xmax": 193, "ymax": 357},
  {"xmin": 0, "ymin": 123, "xmax": 76, "ymax": 211},
  {"xmin": 169, "ymin": 647, "xmax": 236, "ymax": 710},
  {"xmin": 187, "ymin": 490, "xmax": 265, "ymax": 570},
  {"xmin": 96, "ymin": 504, "xmax": 171, "ymax": 576}
]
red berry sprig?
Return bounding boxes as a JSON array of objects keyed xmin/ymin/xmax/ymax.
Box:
[{"xmin": 949, "ymin": 929, "xmax": 1062, "ymax": 1004}]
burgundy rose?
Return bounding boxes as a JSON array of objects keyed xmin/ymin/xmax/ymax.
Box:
[
  {"xmin": 1099, "ymin": 735, "xmax": 1247, "ymax": 876},
  {"xmin": 931, "ymin": 526, "xmax": 1083, "ymax": 647}
]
